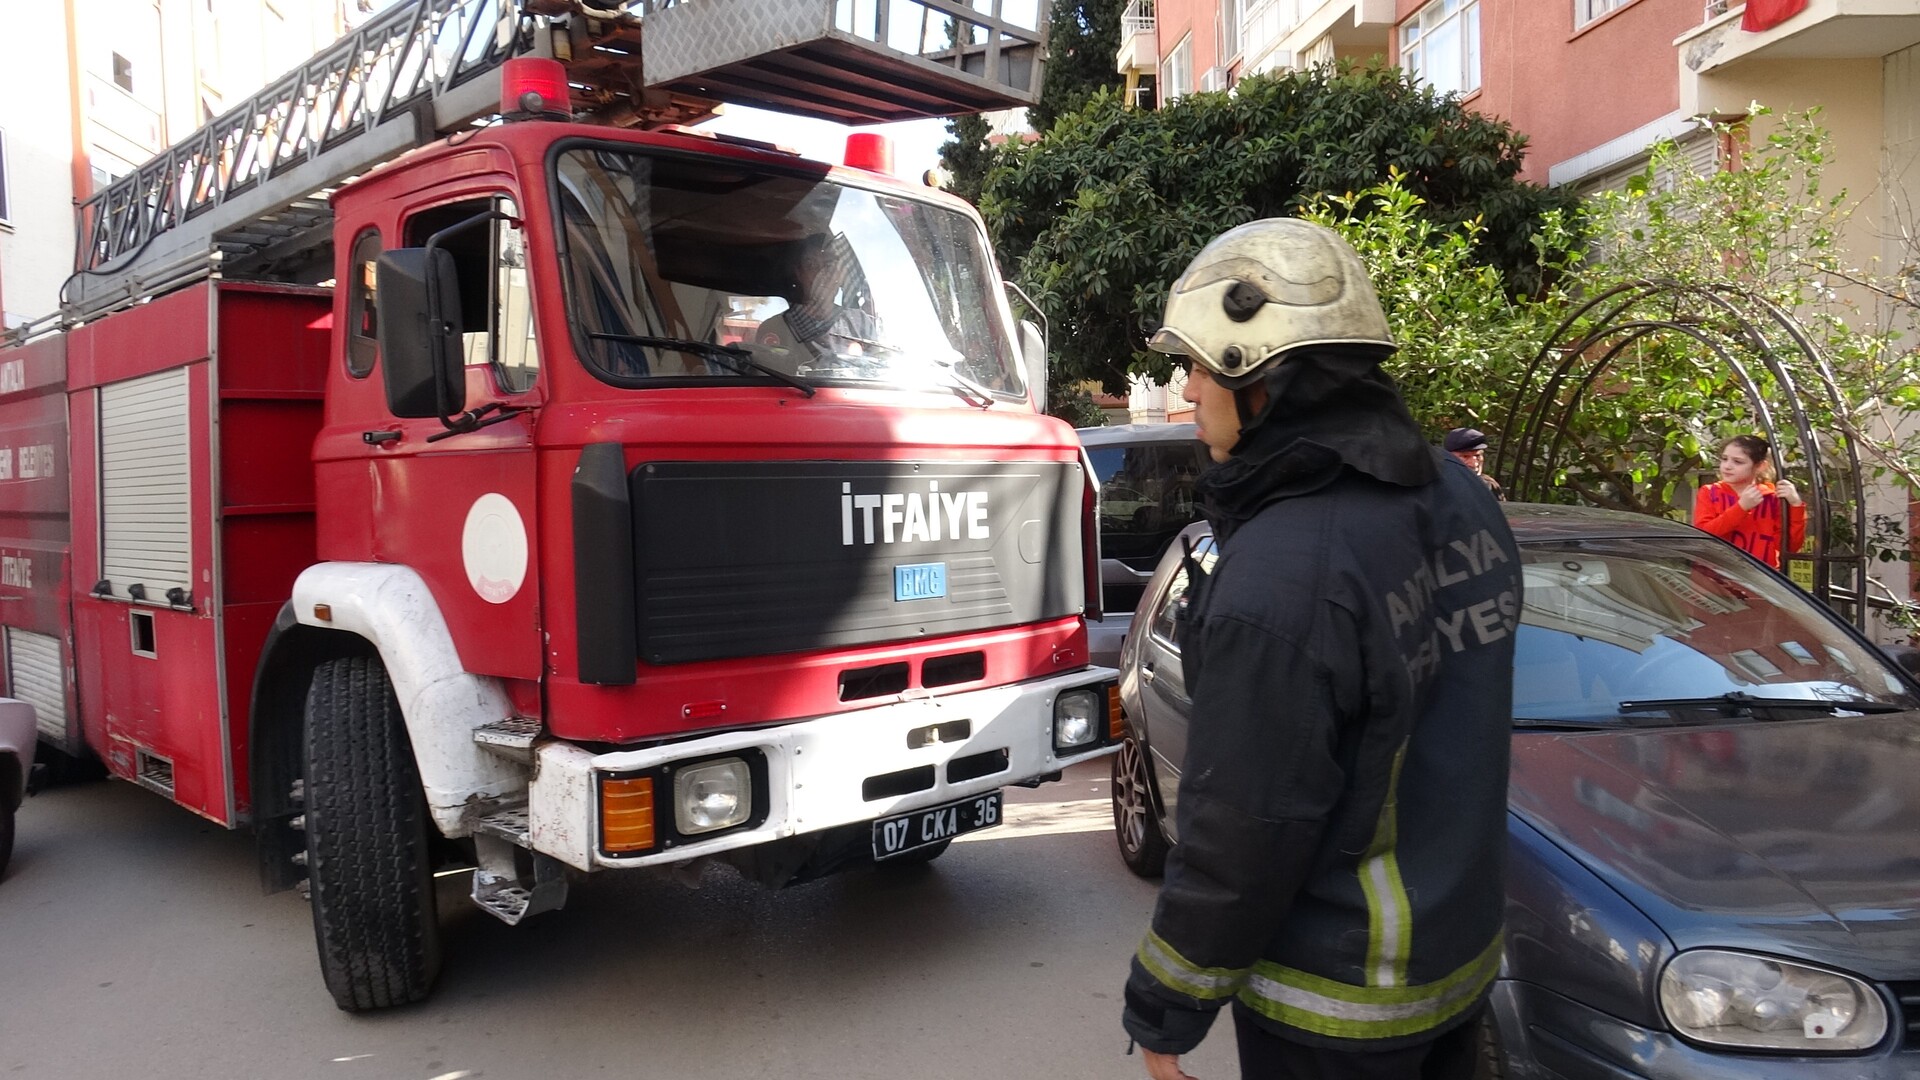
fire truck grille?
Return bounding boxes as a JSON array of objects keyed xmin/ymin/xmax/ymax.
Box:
[{"xmin": 628, "ymin": 460, "xmax": 1083, "ymax": 665}]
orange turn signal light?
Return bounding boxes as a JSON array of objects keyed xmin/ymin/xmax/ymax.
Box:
[
  {"xmin": 1108, "ymin": 685, "xmax": 1125, "ymax": 741},
  {"xmin": 601, "ymin": 776, "xmax": 657, "ymax": 853}
]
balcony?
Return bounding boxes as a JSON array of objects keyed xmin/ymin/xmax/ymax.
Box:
[
  {"xmin": 1241, "ymin": 0, "xmax": 1392, "ymax": 77},
  {"xmin": 1677, "ymin": 0, "xmax": 1920, "ymax": 77},
  {"xmin": 1117, "ymin": 0, "xmax": 1158, "ymax": 74}
]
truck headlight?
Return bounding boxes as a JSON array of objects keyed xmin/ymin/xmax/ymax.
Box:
[
  {"xmin": 1659, "ymin": 949, "xmax": 1887, "ymax": 1052},
  {"xmin": 673, "ymin": 757, "xmax": 751, "ymax": 835},
  {"xmin": 1053, "ymin": 688, "xmax": 1101, "ymax": 751}
]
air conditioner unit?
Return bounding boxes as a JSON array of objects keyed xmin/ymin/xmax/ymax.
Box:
[{"xmin": 1198, "ymin": 66, "xmax": 1230, "ymax": 92}]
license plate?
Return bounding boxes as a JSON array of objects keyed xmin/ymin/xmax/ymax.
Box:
[
  {"xmin": 873, "ymin": 790, "xmax": 1001, "ymax": 859},
  {"xmin": 894, "ymin": 562, "xmax": 947, "ymax": 601}
]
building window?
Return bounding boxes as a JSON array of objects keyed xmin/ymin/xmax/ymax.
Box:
[
  {"xmin": 0, "ymin": 129, "xmax": 11, "ymax": 227},
  {"xmin": 1400, "ymin": 0, "xmax": 1480, "ymax": 97},
  {"xmin": 1218, "ymin": 0, "xmax": 1242, "ymax": 63},
  {"xmin": 112, "ymin": 52, "xmax": 134, "ymax": 92},
  {"xmin": 1161, "ymin": 34, "xmax": 1193, "ymax": 104},
  {"xmin": 1575, "ymin": 0, "xmax": 1632, "ymax": 27},
  {"xmin": 1302, "ymin": 33, "xmax": 1336, "ymax": 69}
]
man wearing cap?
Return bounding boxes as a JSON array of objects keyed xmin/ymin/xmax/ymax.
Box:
[
  {"xmin": 1121, "ymin": 218, "xmax": 1522, "ymax": 1080},
  {"xmin": 1442, "ymin": 427, "xmax": 1504, "ymax": 501}
]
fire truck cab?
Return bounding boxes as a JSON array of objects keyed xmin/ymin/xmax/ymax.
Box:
[{"xmin": 0, "ymin": 0, "xmax": 1117, "ymax": 1010}]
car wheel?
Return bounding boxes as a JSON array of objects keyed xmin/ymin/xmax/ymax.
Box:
[
  {"xmin": 1470, "ymin": 1010, "xmax": 1509, "ymax": 1080},
  {"xmin": 1112, "ymin": 736, "xmax": 1169, "ymax": 877},
  {"xmin": 303, "ymin": 655, "xmax": 442, "ymax": 1011}
]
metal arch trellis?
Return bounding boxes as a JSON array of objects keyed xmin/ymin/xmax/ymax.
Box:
[{"xmin": 1490, "ymin": 278, "xmax": 1870, "ymax": 627}]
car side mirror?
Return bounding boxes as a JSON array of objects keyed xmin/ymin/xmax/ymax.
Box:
[
  {"xmin": 374, "ymin": 247, "xmax": 466, "ymax": 419},
  {"xmin": 1885, "ymin": 644, "xmax": 1920, "ymax": 678}
]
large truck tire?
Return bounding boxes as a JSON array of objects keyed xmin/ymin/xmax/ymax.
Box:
[{"xmin": 303, "ymin": 655, "xmax": 442, "ymax": 1011}]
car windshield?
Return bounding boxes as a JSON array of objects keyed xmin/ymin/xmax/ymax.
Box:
[
  {"xmin": 553, "ymin": 146, "xmax": 1023, "ymax": 397},
  {"xmin": 1513, "ymin": 536, "xmax": 1919, "ymax": 726}
]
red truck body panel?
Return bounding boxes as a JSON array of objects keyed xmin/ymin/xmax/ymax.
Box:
[{"xmin": 0, "ymin": 120, "xmax": 1090, "ymax": 825}]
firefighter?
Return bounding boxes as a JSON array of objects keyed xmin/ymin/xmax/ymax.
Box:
[{"xmin": 1122, "ymin": 219, "xmax": 1523, "ymax": 1079}]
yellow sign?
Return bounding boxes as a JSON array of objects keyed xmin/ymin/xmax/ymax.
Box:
[{"xmin": 1788, "ymin": 558, "xmax": 1815, "ymax": 591}]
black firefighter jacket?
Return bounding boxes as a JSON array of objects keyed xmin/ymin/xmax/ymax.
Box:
[{"xmin": 1122, "ymin": 400, "xmax": 1523, "ymax": 1056}]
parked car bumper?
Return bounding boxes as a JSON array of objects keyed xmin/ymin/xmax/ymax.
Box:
[{"xmin": 1493, "ymin": 979, "xmax": 1920, "ymax": 1079}]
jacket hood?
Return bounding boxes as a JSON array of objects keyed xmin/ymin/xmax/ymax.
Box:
[
  {"xmin": 1509, "ymin": 715, "xmax": 1920, "ymax": 980},
  {"xmin": 1195, "ymin": 352, "xmax": 1437, "ymax": 541}
]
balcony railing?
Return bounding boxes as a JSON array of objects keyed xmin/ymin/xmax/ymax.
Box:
[{"xmin": 1123, "ymin": 0, "xmax": 1156, "ymax": 37}]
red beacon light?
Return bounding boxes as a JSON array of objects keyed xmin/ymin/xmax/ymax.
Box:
[
  {"xmin": 844, "ymin": 132, "xmax": 895, "ymax": 176},
  {"xmin": 501, "ymin": 58, "xmax": 572, "ymax": 122}
]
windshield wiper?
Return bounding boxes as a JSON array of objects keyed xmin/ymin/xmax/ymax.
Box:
[
  {"xmin": 589, "ymin": 333, "xmax": 816, "ymax": 397},
  {"xmin": 921, "ymin": 354, "xmax": 996, "ymax": 409},
  {"xmin": 1616, "ymin": 691, "xmax": 1907, "ymax": 716},
  {"xmin": 1511, "ymin": 718, "xmax": 1625, "ymax": 731}
]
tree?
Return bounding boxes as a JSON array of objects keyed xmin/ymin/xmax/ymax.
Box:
[
  {"xmin": 936, "ymin": 0, "xmax": 1125, "ymax": 201},
  {"xmin": 938, "ymin": 113, "xmax": 996, "ymax": 205},
  {"xmin": 1029, "ymin": 0, "xmax": 1126, "ymax": 133},
  {"xmin": 980, "ymin": 61, "xmax": 1579, "ymax": 396}
]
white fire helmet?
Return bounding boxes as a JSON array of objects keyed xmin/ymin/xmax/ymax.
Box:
[{"xmin": 1148, "ymin": 218, "xmax": 1395, "ymax": 388}]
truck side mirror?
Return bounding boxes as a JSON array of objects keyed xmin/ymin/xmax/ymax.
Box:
[
  {"xmin": 375, "ymin": 247, "xmax": 466, "ymax": 419},
  {"xmin": 1019, "ymin": 318, "xmax": 1047, "ymax": 409}
]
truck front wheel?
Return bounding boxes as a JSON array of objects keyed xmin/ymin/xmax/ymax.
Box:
[{"xmin": 302, "ymin": 655, "xmax": 442, "ymax": 1010}]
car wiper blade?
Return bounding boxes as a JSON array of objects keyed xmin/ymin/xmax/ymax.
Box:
[
  {"xmin": 589, "ymin": 333, "xmax": 816, "ymax": 397},
  {"xmin": 1511, "ymin": 718, "xmax": 1623, "ymax": 731},
  {"xmin": 1616, "ymin": 692, "xmax": 1906, "ymax": 715}
]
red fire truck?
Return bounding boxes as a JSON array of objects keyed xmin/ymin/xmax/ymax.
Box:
[{"xmin": 0, "ymin": 0, "xmax": 1116, "ymax": 1010}]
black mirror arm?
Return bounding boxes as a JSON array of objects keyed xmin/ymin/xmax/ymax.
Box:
[
  {"xmin": 427, "ymin": 401, "xmax": 527, "ymax": 443},
  {"xmin": 422, "ymin": 210, "xmax": 520, "ymax": 418}
]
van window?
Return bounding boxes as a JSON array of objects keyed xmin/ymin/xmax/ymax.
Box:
[{"xmin": 1089, "ymin": 442, "xmax": 1206, "ymax": 571}]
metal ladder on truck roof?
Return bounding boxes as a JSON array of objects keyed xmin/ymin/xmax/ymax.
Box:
[
  {"xmin": 60, "ymin": 0, "xmax": 698, "ymax": 325},
  {"xmin": 56, "ymin": 0, "xmax": 1047, "ymax": 331}
]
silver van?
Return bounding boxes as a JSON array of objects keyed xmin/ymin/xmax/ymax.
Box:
[{"xmin": 1076, "ymin": 423, "xmax": 1210, "ymax": 669}]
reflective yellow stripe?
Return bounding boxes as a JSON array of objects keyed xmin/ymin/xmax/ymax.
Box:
[
  {"xmin": 1238, "ymin": 933, "xmax": 1502, "ymax": 1040},
  {"xmin": 1136, "ymin": 930, "xmax": 1249, "ymax": 1001},
  {"xmin": 1360, "ymin": 743, "xmax": 1412, "ymax": 987}
]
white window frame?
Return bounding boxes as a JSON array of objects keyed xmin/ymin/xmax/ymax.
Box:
[
  {"xmin": 1217, "ymin": 0, "xmax": 1243, "ymax": 64},
  {"xmin": 0, "ymin": 128, "xmax": 11, "ymax": 227},
  {"xmin": 1161, "ymin": 34, "xmax": 1194, "ymax": 105},
  {"xmin": 1400, "ymin": 0, "xmax": 1480, "ymax": 97},
  {"xmin": 1575, "ymin": 0, "xmax": 1632, "ymax": 28}
]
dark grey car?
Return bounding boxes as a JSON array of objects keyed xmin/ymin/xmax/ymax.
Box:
[{"xmin": 1112, "ymin": 504, "xmax": 1920, "ymax": 1078}]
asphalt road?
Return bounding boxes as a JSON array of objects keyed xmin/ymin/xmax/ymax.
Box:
[{"xmin": 0, "ymin": 759, "xmax": 1241, "ymax": 1080}]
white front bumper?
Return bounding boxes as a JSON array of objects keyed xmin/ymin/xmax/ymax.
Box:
[{"xmin": 527, "ymin": 667, "xmax": 1118, "ymax": 870}]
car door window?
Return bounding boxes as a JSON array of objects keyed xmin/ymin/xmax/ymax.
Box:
[
  {"xmin": 1148, "ymin": 537, "xmax": 1215, "ymax": 650},
  {"xmin": 403, "ymin": 195, "xmax": 538, "ymax": 395}
]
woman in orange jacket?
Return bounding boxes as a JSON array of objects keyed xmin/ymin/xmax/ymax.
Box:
[{"xmin": 1693, "ymin": 434, "xmax": 1805, "ymax": 570}]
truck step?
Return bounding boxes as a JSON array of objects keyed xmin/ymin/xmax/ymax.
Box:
[
  {"xmin": 473, "ymin": 805, "xmax": 532, "ymax": 846},
  {"xmin": 470, "ymin": 830, "xmax": 568, "ymax": 926},
  {"xmin": 473, "ymin": 716, "xmax": 543, "ymax": 762}
]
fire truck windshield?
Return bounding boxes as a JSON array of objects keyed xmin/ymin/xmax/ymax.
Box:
[{"xmin": 554, "ymin": 146, "xmax": 1025, "ymax": 398}]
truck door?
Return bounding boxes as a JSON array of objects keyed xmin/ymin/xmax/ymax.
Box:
[{"xmin": 366, "ymin": 194, "xmax": 544, "ymax": 680}]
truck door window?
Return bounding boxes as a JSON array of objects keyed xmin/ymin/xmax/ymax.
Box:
[
  {"xmin": 402, "ymin": 195, "xmax": 538, "ymax": 394},
  {"xmin": 345, "ymin": 228, "xmax": 380, "ymax": 378}
]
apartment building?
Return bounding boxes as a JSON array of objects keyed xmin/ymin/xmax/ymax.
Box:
[{"xmin": 0, "ymin": 0, "xmax": 349, "ymax": 329}]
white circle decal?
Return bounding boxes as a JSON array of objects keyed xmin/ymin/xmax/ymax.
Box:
[{"xmin": 462, "ymin": 493, "xmax": 529, "ymax": 604}]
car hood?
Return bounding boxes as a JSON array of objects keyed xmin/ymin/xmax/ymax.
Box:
[{"xmin": 1508, "ymin": 714, "xmax": 1920, "ymax": 980}]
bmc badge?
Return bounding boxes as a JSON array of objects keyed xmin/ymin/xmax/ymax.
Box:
[{"xmin": 894, "ymin": 562, "xmax": 947, "ymax": 602}]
